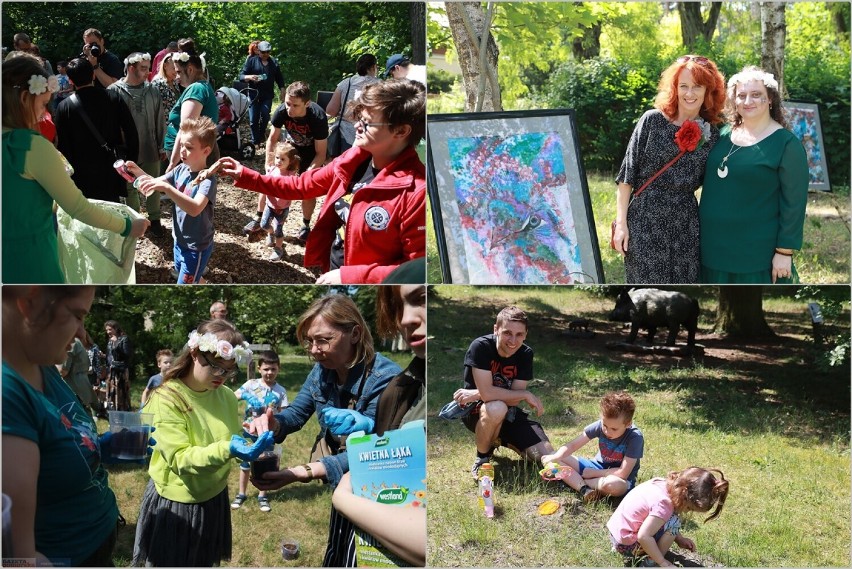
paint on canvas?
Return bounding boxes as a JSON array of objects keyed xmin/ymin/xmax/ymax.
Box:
[
  {"xmin": 787, "ymin": 106, "xmax": 829, "ymax": 187},
  {"xmin": 447, "ymin": 132, "xmax": 583, "ymax": 284}
]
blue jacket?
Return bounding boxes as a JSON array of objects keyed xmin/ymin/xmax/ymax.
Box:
[
  {"xmin": 239, "ymin": 55, "xmax": 285, "ymax": 99},
  {"xmin": 272, "ymin": 353, "xmax": 400, "ymax": 488}
]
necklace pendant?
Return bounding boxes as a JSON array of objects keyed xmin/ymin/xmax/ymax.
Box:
[{"xmin": 717, "ymin": 163, "xmax": 728, "ymax": 178}]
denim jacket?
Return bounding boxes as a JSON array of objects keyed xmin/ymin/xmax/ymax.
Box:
[{"xmin": 272, "ymin": 353, "xmax": 400, "ymax": 488}]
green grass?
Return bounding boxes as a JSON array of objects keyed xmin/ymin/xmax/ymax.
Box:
[
  {"xmin": 427, "ymin": 172, "xmax": 850, "ymax": 284},
  {"xmin": 426, "ymin": 286, "xmax": 850, "ymax": 567},
  {"xmin": 104, "ymin": 348, "xmax": 411, "ymax": 567}
]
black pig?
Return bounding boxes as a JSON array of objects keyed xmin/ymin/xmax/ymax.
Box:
[{"xmin": 609, "ymin": 288, "xmax": 699, "ymax": 348}]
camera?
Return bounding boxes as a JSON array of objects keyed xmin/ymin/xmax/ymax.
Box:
[{"xmin": 79, "ymin": 42, "xmax": 101, "ymax": 59}]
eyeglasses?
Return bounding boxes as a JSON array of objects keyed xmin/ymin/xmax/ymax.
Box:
[
  {"xmin": 356, "ymin": 117, "xmax": 391, "ymax": 132},
  {"xmin": 301, "ymin": 334, "xmax": 338, "ymax": 352},
  {"xmin": 677, "ymin": 55, "xmax": 710, "ymax": 65},
  {"xmin": 199, "ymin": 351, "xmax": 238, "ymax": 379},
  {"xmin": 260, "ymin": 50, "xmax": 270, "ymax": 54}
]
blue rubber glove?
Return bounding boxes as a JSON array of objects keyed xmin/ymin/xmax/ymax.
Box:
[
  {"xmin": 229, "ymin": 431, "xmax": 274, "ymax": 462},
  {"xmin": 99, "ymin": 427, "xmax": 157, "ymax": 465},
  {"xmin": 321, "ymin": 408, "xmax": 375, "ymax": 436},
  {"xmin": 240, "ymin": 392, "xmax": 264, "ymax": 409}
]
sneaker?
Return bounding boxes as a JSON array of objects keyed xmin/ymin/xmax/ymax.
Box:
[
  {"xmin": 257, "ymin": 496, "xmax": 271, "ymax": 512},
  {"xmin": 149, "ymin": 220, "xmax": 165, "ymax": 237},
  {"xmin": 231, "ymin": 493, "xmax": 247, "ymax": 509},
  {"xmin": 243, "ymin": 218, "xmax": 262, "ymax": 235},
  {"xmin": 265, "ymin": 233, "xmax": 274, "ymax": 247},
  {"xmin": 580, "ymin": 485, "xmax": 600, "ymax": 503},
  {"xmin": 297, "ymin": 225, "xmax": 310, "ymax": 242},
  {"xmin": 268, "ymin": 247, "xmax": 284, "ymax": 261},
  {"xmin": 471, "ymin": 455, "xmax": 492, "ymax": 482}
]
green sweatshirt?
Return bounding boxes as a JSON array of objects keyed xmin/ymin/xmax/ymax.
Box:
[{"xmin": 146, "ymin": 379, "xmax": 241, "ymax": 503}]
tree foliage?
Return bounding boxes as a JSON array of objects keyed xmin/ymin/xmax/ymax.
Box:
[{"xmin": 1, "ymin": 2, "xmax": 413, "ymax": 92}]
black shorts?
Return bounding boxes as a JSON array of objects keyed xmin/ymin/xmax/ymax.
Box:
[{"xmin": 462, "ymin": 407, "xmax": 549, "ymax": 452}]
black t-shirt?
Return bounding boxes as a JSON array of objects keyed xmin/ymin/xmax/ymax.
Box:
[
  {"xmin": 329, "ymin": 158, "xmax": 378, "ymax": 269},
  {"xmin": 96, "ymin": 51, "xmax": 124, "ymax": 88},
  {"xmin": 462, "ymin": 334, "xmax": 534, "ymax": 390},
  {"xmin": 270, "ymin": 101, "xmax": 329, "ymax": 170}
]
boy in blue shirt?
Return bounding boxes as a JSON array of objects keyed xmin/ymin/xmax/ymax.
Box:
[
  {"xmin": 128, "ymin": 116, "xmax": 218, "ymax": 284},
  {"xmin": 542, "ymin": 391, "xmax": 644, "ymax": 502}
]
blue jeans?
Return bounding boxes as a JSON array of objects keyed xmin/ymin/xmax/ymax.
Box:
[
  {"xmin": 249, "ymin": 95, "xmax": 273, "ymax": 145},
  {"xmin": 261, "ymin": 205, "xmax": 289, "ymax": 238},
  {"xmin": 173, "ymin": 242, "xmax": 213, "ymax": 284}
]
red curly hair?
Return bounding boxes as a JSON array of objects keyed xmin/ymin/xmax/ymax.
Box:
[{"xmin": 654, "ymin": 55, "xmax": 726, "ymax": 125}]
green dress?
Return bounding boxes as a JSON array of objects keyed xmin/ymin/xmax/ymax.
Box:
[
  {"xmin": 2, "ymin": 129, "xmax": 65, "ymax": 283},
  {"xmin": 698, "ymin": 125, "xmax": 808, "ymax": 283}
]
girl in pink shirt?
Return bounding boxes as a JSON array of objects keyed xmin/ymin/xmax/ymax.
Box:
[
  {"xmin": 262, "ymin": 142, "xmax": 299, "ymax": 260},
  {"xmin": 607, "ymin": 467, "xmax": 729, "ymax": 566}
]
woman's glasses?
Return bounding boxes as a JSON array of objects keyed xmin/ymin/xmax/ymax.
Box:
[
  {"xmin": 356, "ymin": 117, "xmax": 391, "ymax": 131},
  {"xmin": 199, "ymin": 351, "xmax": 238, "ymax": 379},
  {"xmin": 678, "ymin": 55, "xmax": 710, "ymax": 65},
  {"xmin": 301, "ymin": 334, "xmax": 338, "ymax": 351}
]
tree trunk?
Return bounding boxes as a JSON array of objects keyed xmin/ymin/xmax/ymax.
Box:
[
  {"xmin": 445, "ymin": 1, "xmax": 502, "ymax": 112},
  {"xmin": 760, "ymin": 2, "xmax": 787, "ymax": 97},
  {"xmin": 410, "ymin": 2, "xmax": 427, "ymax": 65},
  {"xmin": 572, "ymin": 21, "xmax": 602, "ymax": 61},
  {"xmin": 713, "ymin": 286, "xmax": 775, "ymax": 338},
  {"xmin": 677, "ymin": 2, "xmax": 722, "ymax": 48}
]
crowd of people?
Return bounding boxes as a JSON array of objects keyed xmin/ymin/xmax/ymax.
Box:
[
  {"xmin": 3, "ymin": 28, "xmax": 426, "ymax": 285},
  {"xmin": 2, "ymin": 288, "xmax": 427, "ymax": 567},
  {"xmin": 612, "ymin": 55, "xmax": 809, "ymax": 285}
]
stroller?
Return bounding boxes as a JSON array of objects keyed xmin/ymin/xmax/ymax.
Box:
[{"xmin": 216, "ymin": 85, "xmax": 257, "ymax": 160}]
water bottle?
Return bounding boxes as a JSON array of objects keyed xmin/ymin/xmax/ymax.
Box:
[
  {"xmin": 260, "ymin": 73, "xmax": 267, "ymax": 81},
  {"xmin": 477, "ymin": 462, "xmax": 495, "ymax": 518}
]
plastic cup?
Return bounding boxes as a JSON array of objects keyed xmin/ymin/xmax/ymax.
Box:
[
  {"xmin": 251, "ymin": 445, "xmax": 280, "ymax": 479},
  {"xmin": 108, "ymin": 411, "xmax": 153, "ymax": 460},
  {"xmin": 2, "ymin": 493, "xmax": 12, "ymax": 558},
  {"xmin": 281, "ymin": 538, "xmax": 299, "ymax": 560}
]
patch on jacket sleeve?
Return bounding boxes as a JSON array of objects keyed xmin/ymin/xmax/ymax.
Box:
[{"xmin": 364, "ymin": 206, "xmax": 391, "ymax": 230}]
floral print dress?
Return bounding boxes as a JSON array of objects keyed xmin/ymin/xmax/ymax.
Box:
[{"xmin": 616, "ymin": 109, "xmax": 719, "ymax": 284}]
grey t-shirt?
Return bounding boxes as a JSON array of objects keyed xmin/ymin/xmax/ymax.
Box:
[
  {"xmin": 166, "ymin": 164, "xmax": 217, "ymax": 251},
  {"xmin": 584, "ymin": 420, "xmax": 644, "ymax": 481}
]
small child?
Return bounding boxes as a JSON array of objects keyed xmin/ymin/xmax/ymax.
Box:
[
  {"xmin": 232, "ymin": 350, "xmax": 289, "ymax": 512},
  {"xmin": 54, "ymin": 60, "xmax": 73, "ymax": 107},
  {"xmin": 141, "ymin": 349, "xmax": 173, "ymax": 408},
  {"xmin": 215, "ymin": 89, "xmax": 234, "ymax": 136},
  {"xmin": 607, "ymin": 467, "xmax": 729, "ymax": 567},
  {"xmin": 262, "ymin": 142, "xmax": 298, "ymax": 261},
  {"xmin": 542, "ymin": 391, "xmax": 644, "ymax": 502},
  {"xmin": 129, "ymin": 116, "xmax": 218, "ymax": 284},
  {"xmin": 132, "ymin": 321, "xmax": 274, "ymax": 566}
]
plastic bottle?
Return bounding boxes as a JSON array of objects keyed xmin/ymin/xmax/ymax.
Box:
[
  {"xmin": 477, "ymin": 462, "xmax": 495, "ymax": 518},
  {"xmin": 260, "ymin": 73, "xmax": 267, "ymax": 81}
]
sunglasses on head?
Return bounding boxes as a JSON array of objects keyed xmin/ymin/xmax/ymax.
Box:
[{"xmin": 678, "ymin": 55, "xmax": 710, "ymax": 65}]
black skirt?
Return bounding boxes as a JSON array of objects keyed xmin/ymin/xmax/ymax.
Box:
[{"xmin": 132, "ymin": 479, "xmax": 231, "ymax": 567}]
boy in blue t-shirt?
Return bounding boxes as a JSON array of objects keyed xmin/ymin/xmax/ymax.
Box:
[
  {"xmin": 128, "ymin": 116, "xmax": 218, "ymax": 284},
  {"xmin": 542, "ymin": 391, "xmax": 644, "ymax": 502}
]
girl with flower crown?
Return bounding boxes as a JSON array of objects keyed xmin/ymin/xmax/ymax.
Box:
[
  {"xmin": 699, "ymin": 66, "xmax": 809, "ymax": 284},
  {"xmin": 164, "ymin": 38, "xmax": 220, "ymax": 173},
  {"xmin": 132, "ymin": 319, "xmax": 274, "ymax": 567},
  {"xmin": 1, "ymin": 54, "xmax": 149, "ymax": 283},
  {"xmin": 613, "ymin": 55, "xmax": 725, "ymax": 284}
]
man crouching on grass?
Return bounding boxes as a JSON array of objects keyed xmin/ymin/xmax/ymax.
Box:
[{"xmin": 452, "ymin": 306, "xmax": 554, "ymax": 480}]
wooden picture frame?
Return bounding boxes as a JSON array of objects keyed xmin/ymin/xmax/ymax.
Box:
[
  {"xmin": 783, "ymin": 102, "xmax": 831, "ymax": 191},
  {"xmin": 427, "ymin": 109, "xmax": 604, "ymax": 284}
]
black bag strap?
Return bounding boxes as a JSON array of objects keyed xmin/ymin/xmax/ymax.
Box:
[
  {"xmin": 337, "ymin": 78, "xmax": 353, "ymax": 121},
  {"xmin": 69, "ymin": 93, "xmax": 113, "ymax": 155}
]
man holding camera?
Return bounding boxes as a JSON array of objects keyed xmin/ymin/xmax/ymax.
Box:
[{"xmin": 82, "ymin": 28, "xmax": 123, "ymax": 88}]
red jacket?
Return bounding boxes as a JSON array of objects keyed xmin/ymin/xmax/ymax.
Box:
[{"xmin": 236, "ymin": 145, "xmax": 425, "ymax": 283}]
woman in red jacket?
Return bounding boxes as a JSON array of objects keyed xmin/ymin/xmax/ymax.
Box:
[{"xmin": 217, "ymin": 79, "xmax": 425, "ymax": 284}]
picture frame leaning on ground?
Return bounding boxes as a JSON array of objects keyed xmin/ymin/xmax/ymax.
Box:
[
  {"xmin": 782, "ymin": 101, "xmax": 831, "ymax": 191},
  {"xmin": 427, "ymin": 109, "xmax": 604, "ymax": 285}
]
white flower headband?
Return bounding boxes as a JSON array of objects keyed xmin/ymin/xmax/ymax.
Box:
[
  {"xmin": 727, "ymin": 69, "xmax": 779, "ymax": 91},
  {"xmin": 173, "ymin": 51, "xmax": 206, "ymax": 71},
  {"xmin": 21, "ymin": 74, "xmax": 60, "ymax": 95},
  {"xmin": 187, "ymin": 330, "xmax": 252, "ymax": 366},
  {"xmin": 124, "ymin": 52, "xmax": 151, "ymax": 66}
]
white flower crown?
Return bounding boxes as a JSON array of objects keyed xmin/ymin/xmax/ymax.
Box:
[
  {"xmin": 125, "ymin": 52, "xmax": 151, "ymax": 66},
  {"xmin": 173, "ymin": 51, "xmax": 206, "ymax": 71},
  {"xmin": 25, "ymin": 74, "xmax": 60, "ymax": 95},
  {"xmin": 728, "ymin": 69, "xmax": 779, "ymax": 91},
  {"xmin": 187, "ymin": 330, "xmax": 252, "ymax": 366}
]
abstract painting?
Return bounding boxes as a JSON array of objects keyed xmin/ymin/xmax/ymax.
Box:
[
  {"xmin": 783, "ymin": 102, "xmax": 830, "ymax": 191},
  {"xmin": 428, "ymin": 109, "xmax": 603, "ymax": 284}
]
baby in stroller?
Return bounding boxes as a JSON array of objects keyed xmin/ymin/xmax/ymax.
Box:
[
  {"xmin": 215, "ymin": 86, "xmax": 257, "ymax": 160},
  {"xmin": 263, "ymin": 142, "xmax": 300, "ymax": 261}
]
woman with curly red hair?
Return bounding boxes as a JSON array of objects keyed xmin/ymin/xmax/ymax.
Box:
[{"xmin": 613, "ymin": 55, "xmax": 725, "ymax": 283}]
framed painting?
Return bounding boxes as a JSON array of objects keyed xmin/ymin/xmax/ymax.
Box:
[
  {"xmin": 427, "ymin": 109, "xmax": 604, "ymax": 284},
  {"xmin": 783, "ymin": 102, "xmax": 831, "ymax": 191}
]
